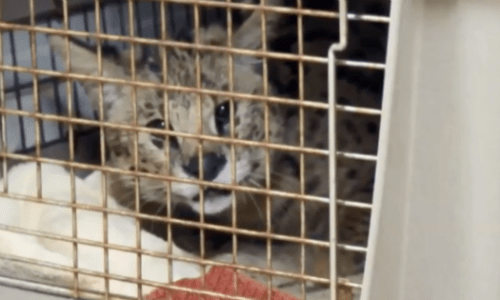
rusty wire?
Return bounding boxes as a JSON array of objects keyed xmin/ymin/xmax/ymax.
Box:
[
  {"xmin": 128, "ymin": 0, "xmax": 390, "ymax": 24},
  {"xmin": 0, "ymin": 187, "xmax": 368, "ymax": 253},
  {"xmin": 0, "ymin": 249, "xmax": 362, "ymax": 296},
  {"xmin": 1, "ymin": 151, "xmax": 334, "ymax": 203},
  {"xmin": 0, "ymin": 63, "xmax": 383, "ymax": 122},
  {"xmin": 225, "ymin": 0, "xmax": 240, "ymax": 296},
  {"xmin": 0, "ymin": 216, "xmax": 365, "ymax": 287},
  {"xmin": 0, "ymin": 56, "xmax": 383, "ymax": 112},
  {"xmin": 0, "ymin": 22, "xmax": 386, "ymax": 70},
  {"xmin": 0, "ymin": 251, "xmax": 305, "ymax": 300},
  {"xmin": 159, "ymin": 0, "xmax": 175, "ymax": 287},
  {"xmin": 259, "ymin": 0, "xmax": 273, "ymax": 297},
  {"xmin": 93, "ymin": 0, "xmax": 112, "ymax": 298},
  {"xmin": 59, "ymin": 0, "xmax": 82, "ymax": 296},
  {"xmin": 0, "ymin": 106, "xmax": 381, "ymax": 162}
]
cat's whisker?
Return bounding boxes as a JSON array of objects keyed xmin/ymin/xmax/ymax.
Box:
[
  {"xmin": 270, "ymin": 171, "xmax": 298, "ymax": 182},
  {"xmin": 247, "ymin": 178, "xmax": 264, "ymax": 189},
  {"xmin": 149, "ymin": 202, "xmax": 167, "ymax": 232},
  {"xmin": 245, "ymin": 193, "xmax": 265, "ymax": 224}
]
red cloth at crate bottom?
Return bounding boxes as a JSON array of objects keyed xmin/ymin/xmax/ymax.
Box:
[{"xmin": 145, "ymin": 266, "xmax": 300, "ymax": 300}]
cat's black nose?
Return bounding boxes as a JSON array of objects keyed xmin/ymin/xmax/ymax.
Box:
[{"xmin": 182, "ymin": 153, "xmax": 227, "ymax": 181}]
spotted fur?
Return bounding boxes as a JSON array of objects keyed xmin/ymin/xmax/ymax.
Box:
[{"xmin": 50, "ymin": 0, "xmax": 388, "ymax": 281}]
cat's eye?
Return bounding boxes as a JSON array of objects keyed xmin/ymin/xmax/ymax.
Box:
[
  {"xmin": 146, "ymin": 120, "xmax": 180, "ymax": 150},
  {"xmin": 146, "ymin": 119, "xmax": 167, "ymax": 148},
  {"xmin": 215, "ymin": 101, "xmax": 230, "ymax": 135},
  {"xmin": 146, "ymin": 119, "xmax": 166, "ymax": 129},
  {"xmin": 148, "ymin": 62, "xmax": 161, "ymax": 73},
  {"xmin": 146, "ymin": 55, "xmax": 161, "ymax": 73}
]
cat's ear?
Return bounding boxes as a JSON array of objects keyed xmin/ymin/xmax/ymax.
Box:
[
  {"xmin": 199, "ymin": 25, "xmax": 228, "ymax": 46},
  {"xmin": 49, "ymin": 35, "xmax": 128, "ymax": 115},
  {"xmin": 197, "ymin": 0, "xmax": 285, "ymax": 50},
  {"xmin": 232, "ymin": 0, "xmax": 285, "ymax": 50},
  {"xmin": 48, "ymin": 35, "xmax": 127, "ymax": 79}
]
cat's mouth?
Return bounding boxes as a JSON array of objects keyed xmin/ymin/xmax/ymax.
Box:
[
  {"xmin": 182, "ymin": 171, "xmax": 252, "ymax": 215},
  {"xmin": 189, "ymin": 188, "xmax": 232, "ymax": 215},
  {"xmin": 191, "ymin": 188, "xmax": 231, "ymax": 202}
]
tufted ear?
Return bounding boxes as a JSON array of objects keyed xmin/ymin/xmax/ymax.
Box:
[
  {"xmin": 49, "ymin": 35, "xmax": 156, "ymax": 117},
  {"xmin": 232, "ymin": 0, "xmax": 285, "ymax": 50},
  {"xmin": 49, "ymin": 35, "xmax": 127, "ymax": 79},
  {"xmin": 49, "ymin": 35, "xmax": 128, "ymax": 115},
  {"xmin": 198, "ymin": 0, "xmax": 284, "ymax": 50},
  {"xmin": 199, "ymin": 25, "xmax": 228, "ymax": 46}
]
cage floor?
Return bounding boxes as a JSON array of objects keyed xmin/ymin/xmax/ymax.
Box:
[
  {"xmin": 0, "ymin": 282, "xmax": 72, "ymax": 300},
  {"xmin": 0, "ymin": 273, "xmax": 362, "ymax": 300},
  {"xmin": 0, "ymin": 264, "xmax": 362, "ymax": 300}
]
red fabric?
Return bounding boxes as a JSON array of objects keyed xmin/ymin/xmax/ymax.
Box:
[{"xmin": 145, "ymin": 266, "xmax": 300, "ymax": 300}]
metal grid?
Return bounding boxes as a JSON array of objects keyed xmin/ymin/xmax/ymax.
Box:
[{"xmin": 0, "ymin": 0, "xmax": 390, "ymax": 299}]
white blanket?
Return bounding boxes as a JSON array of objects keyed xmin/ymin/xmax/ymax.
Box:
[{"xmin": 0, "ymin": 162, "xmax": 201, "ymax": 299}]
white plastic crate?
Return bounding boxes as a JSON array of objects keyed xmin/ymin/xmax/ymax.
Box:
[{"xmin": 363, "ymin": 1, "xmax": 500, "ymax": 299}]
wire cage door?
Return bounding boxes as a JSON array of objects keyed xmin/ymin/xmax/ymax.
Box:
[{"xmin": 0, "ymin": 0, "xmax": 391, "ymax": 299}]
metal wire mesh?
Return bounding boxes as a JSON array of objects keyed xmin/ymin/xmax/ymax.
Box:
[{"xmin": 0, "ymin": 0, "xmax": 390, "ymax": 299}]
